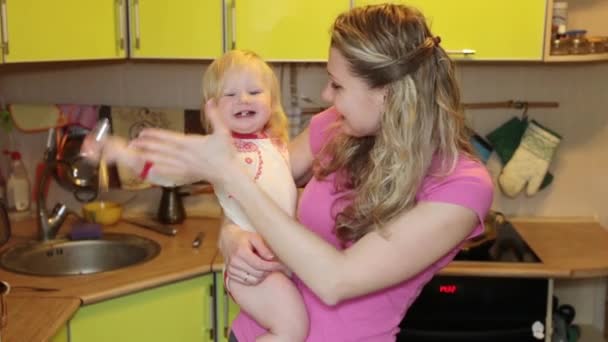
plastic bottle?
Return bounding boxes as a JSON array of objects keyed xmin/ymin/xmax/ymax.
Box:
[
  {"xmin": 5, "ymin": 151, "xmax": 31, "ymax": 212},
  {"xmin": 552, "ymin": 2, "xmax": 568, "ymax": 38}
]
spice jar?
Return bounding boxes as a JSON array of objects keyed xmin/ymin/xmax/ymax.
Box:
[
  {"xmin": 565, "ymin": 30, "xmax": 590, "ymax": 55},
  {"xmin": 588, "ymin": 36, "xmax": 607, "ymax": 54},
  {"xmin": 551, "ymin": 37, "xmax": 571, "ymax": 56}
]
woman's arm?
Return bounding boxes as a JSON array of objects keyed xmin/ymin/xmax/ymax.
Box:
[
  {"xmin": 289, "ymin": 126, "xmax": 314, "ymax": 187},
  {"xmin": 222, "ymin": 171, "xmax": 478, "ymax": 305}
]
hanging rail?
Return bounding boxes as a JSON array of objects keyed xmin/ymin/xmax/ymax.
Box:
[{"xmin": 463, "ymin": 100, "xmax": 559, "ymax": 110}]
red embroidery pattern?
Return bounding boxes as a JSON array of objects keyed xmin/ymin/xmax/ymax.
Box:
[{"xmin": 233, "ymin": 139, "xmax": 263, "ymax": 181}]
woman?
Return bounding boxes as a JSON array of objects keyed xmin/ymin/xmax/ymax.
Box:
[{"xmin": 133, "ymin": 4, "xmax": 493, "ymax": 341}]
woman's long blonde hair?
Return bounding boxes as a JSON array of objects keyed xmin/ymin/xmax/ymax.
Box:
[
  {"xmin": 202, "ymin": 50, "xmax": 288, "ymax": 144},
  {"xmin": 317, "ymin": 4, "xmax": 474, "ymax": 243}
]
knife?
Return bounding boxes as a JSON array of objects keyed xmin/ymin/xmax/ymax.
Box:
[{"xmin": 123, "ymin": 217, "xmax": 178, "ymax": 236}]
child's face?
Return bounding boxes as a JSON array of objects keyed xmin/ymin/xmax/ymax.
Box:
[{"xmin": 217, "ymin": 67, "xmax": 273, "ymax": 135}]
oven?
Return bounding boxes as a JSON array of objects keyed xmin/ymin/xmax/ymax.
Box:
[{"xmin": 398, "ymin": 216, "xmax": 549, "ymax": 341}]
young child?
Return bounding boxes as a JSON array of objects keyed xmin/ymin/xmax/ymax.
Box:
[
  {"xmin": 203, "ymin": 50, "xmax": 307, "ymax": 342},
  {"xmin": 81, "ymin": 50, "xmax": 308, "ymax": 342}
]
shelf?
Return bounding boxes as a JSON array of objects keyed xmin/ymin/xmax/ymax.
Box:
[
  {"xmin": 543, "ymin": 0, "xmax": 608, "ymax": 63},
  {"xmin": 545, "ymin": 53, "xmax": 608, "ymax": 63}
]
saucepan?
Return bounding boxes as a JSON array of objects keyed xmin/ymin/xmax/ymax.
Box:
[{"xmin": 47, "ymin": 126, "xmax": 98, "ymax": 202}]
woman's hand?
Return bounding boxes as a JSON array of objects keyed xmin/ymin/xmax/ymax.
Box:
[
  {"xmin": 131, "ymin": 100, "xmax": 239, "ymax": 186},
  {"xmin": 220, "ymin": 223, "xmax": 287, "ymax": 285}
]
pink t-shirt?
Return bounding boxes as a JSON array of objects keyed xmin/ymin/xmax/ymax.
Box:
[{"xmin": 231, "ymin": 107, "xmax": 493, "ymax": 341}]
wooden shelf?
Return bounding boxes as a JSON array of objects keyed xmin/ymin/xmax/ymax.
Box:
[
  {"xmin": 543, "ymin": 0, "xmax": 608, "ymax": 63},
  {"xmin": 545, "ymin": 53, "xmax": 608, "ymax": 63}
]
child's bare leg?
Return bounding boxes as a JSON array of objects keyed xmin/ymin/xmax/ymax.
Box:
[{"xmin": 229, "ymin": 271, "xmax": 308, "ymax": 342}]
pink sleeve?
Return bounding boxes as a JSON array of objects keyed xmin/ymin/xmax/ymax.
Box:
[
  {"xmin": 417, "ymin": 157, "xmax": 494, "ymax": 238},
  {"xmin": 309, "ymin": 107, "xmax": 339, "ymax": 156}
]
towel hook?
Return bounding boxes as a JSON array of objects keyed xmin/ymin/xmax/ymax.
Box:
[{"xmin": 512, "ymin": 101, "xmax": 529, "ymax": 120}]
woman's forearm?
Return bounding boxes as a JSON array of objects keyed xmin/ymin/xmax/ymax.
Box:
[{"xmin": 224, "ymin": 167, "xmax": 345, "ymax": 304}]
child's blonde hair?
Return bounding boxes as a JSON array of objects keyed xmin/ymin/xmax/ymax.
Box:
[{"xmin": 202, "ymin": 50, "xmax": 289, "ymax": 144}]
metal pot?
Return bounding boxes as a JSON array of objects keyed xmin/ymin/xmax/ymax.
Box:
[
  {"xmin": 157, "ymin": 186, "xmax": 187, "ymax": 224},
  {"xmin": 47, "ymin": 127, "xmax": 98, "ymax": 202}
]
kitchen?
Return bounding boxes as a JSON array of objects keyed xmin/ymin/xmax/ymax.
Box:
[{"xmin": 1, "ymin": 0, "xmax": 608, "ymax": 341}]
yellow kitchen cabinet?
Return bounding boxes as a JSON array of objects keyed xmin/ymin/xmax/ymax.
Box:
[
  {"xmin": 65, "ymin": 275, "xmax": 216, "ymax": 342},
  {"xmin": 128, "ymin": 0, "xmax": 223, "ymax": 59},
  {"xmin": 230, "ymin": 0, "xmax": 351, "ymax": 61},
  {"xmin": 0, "ymin": 0, "xmax": 127, "ymax": 63},
  {"xmin": 214, "ymin": 272, "xmax": 241, "ymax": 342},
  {"xmin": 354, "ymin": 0, "xmax": 547, "ymax": 61}
]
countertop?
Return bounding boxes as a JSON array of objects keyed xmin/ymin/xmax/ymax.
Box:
[
  {"xmin": 3, "ymin": 217, "xmax": 608, "ymax": 341},
  {"xmin": 441, "ymin": 218, "xmax": 608, "ymax": 278},
  {"xmin": 0, "ymin": 217, "xmax": 220, "ymax": 341}
]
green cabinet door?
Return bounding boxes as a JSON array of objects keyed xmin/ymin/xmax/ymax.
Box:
[
  {"xmin": 128, "ymin": 0, "xmax": 223, "ymax": 59},
  {"xmin": 231, "ymin": 0, "xmax": 350, "ymax": 61},
  {"xmin": 69, "ymin": 275, "xmax": 215, "ymax": 342},
  {"xmin": 214, "ymin": 272, "xmax": 241, "ymax": 342},
  {"xmin": 1, "ymin": 0, "xmax": 127, "ymax": 63},
  {"xmin": 354, "ymin": 0, "xmax": 546, "ymax": 61}
]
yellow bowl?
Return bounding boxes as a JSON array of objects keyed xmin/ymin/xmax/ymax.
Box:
[{"xmin": 82, "ymin": 201, "xmax": 122, "ymax": 226}]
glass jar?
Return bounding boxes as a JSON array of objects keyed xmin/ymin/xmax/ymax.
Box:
[
  {"xmin": 588, "ymin": 36, "xmax": 607, "ymax": 54},
  {"xmin": 551, "ymin": 37, "xmax": 571, "ymax": 55},
  {"xmin": 566, "ymin": 30, "xmax": 590, "ymax": 55}
]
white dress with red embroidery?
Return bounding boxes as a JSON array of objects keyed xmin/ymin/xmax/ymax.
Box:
[{"xmin": 215, "ymin": 133, "xmax": 297, "ymax": 232}]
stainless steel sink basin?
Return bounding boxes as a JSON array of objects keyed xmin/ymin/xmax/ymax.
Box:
[{"xmin": 0, "ymin": 233, "xmax": 160, "ymax": 276}]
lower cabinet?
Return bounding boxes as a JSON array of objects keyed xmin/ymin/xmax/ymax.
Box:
[
  {"xmin": 52, "ymin": 275, "xmax": 216, "ymax": 342},
  {"xmin": 214, "ymin": 272, "xmax": 241, "ymax": 342}
]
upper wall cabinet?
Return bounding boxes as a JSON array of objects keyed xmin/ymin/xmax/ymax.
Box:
[
  {"xmin": 354, "ymin": 0, "xmax": 547, "ymax": 61},
  {"xmin": 230, "ymin": 0, "xmax": 350, "ymax": 62},
  {"xmin": 128, "ymin": 0, "xmax": 223, "ymax": 59},
  {"xmin": 0, "ymin": 0, "xmax": 127, "ymax": 63}
]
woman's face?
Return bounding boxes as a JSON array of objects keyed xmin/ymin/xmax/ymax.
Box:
[
  {"xmin": 321, "ymin": 47, "xmax": 386, "ymax": 137},
  {"xmin": 217, "ymin": 67, "xmax": 272, "ymax": 135}
]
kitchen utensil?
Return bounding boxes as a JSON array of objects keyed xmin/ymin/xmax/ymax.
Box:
[
  {"xmin": 0, "ymin": 201, "xmax": 9, "ymax": 247},
  {"xmin": 82, "ymin": 201, "xmax": 122, "ymax": 226},
  {"xmin": 51, "ymin": 126, "xmax": 98, "ymax": 202},
  {"xmin": 157, "ymin": 186, "xmax": 186, "ymax": 224},
  {"xmin": 122, "ymin": 217, "xmax": 177, "ymax": 236},
  {"xmin": 192, "ymin": 232, "xmax": 204, "ymax": 248}
]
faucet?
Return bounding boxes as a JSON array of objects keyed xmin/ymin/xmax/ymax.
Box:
[{"xmin": 36, "ymin": 129, "xmax": 68, "ymax": 242}]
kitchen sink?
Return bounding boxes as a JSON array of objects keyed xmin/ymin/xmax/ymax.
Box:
[{"xmin": 0, "ymin": 233, "xmax": 160, "ymax": 276}]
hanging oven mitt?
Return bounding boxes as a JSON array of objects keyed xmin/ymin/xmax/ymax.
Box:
[
  {"xmin": 498, "ymin": 120, "xmax": 561, "ymax": 197},
  {"xmin": 486, "ymin": 117, "xmax": 553, "ymax": 190}
]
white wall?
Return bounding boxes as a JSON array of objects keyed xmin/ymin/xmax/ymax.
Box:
[{"xmin": 1, "ymin": 60, "xmax": 607, "ymax": 329}]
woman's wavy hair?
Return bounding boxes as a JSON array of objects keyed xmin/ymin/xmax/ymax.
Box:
[
  {"xmin": 202, "ymin": 49, "xmax": 288, "ymax": 143},
  {"xmin": 316, "ymin": 4, "xmax": 475, "ymax": 243}
]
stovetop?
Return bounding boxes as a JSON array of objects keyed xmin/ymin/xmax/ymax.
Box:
[{"xmin": 454, "ymin": 220, "xmax": 541, "ymax": 263}]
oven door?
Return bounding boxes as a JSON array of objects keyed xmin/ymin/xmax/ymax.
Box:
[{"xmin": 398, "ymin": 276, "xmax": 548, "ymax": 342}]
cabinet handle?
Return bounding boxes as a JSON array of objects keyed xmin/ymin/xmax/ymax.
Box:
[
  {"xmin": 230, "ymin": 0, "xmax": 236, "ymax": 49},
  {"xmin": 1, "ymin": 0, "xmax": 8, "ymax": 55},
  {"xmin": 133, "ymin": 0, "xmax": 141, "ymax": 49},
  {"xmin": 445, "ymin": 49, "xmax": 476, "ymax": 56},
  {"xmin": 116, "ymin": 0, "xmax": 126, "ymax": 50},
  {"xmin": 208, "ymin": 284, "xmax": 215, "ymax": 340},
  {"xmin": 223, "ymin": 287, "xmax": 229, "ymax": 337}
]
